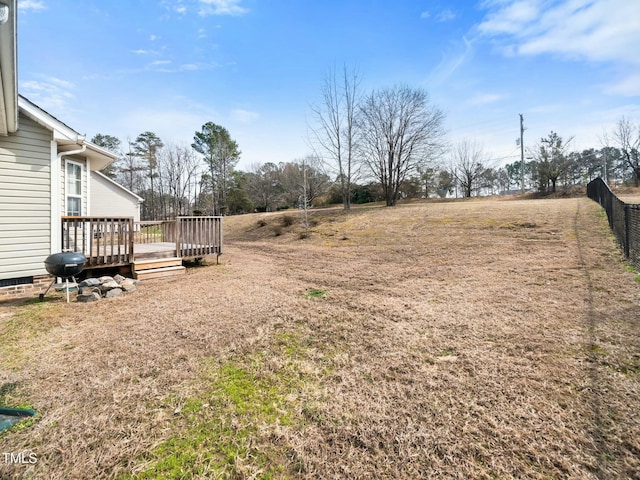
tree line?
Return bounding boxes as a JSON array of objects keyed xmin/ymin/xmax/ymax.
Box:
[{"xmin": 94, "ymin": 68, "xmax": 640, "ymax": 220}]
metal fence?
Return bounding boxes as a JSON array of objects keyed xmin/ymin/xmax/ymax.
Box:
[{"xmin": 587, "ymin": 177, "xmax": 640, "ymax": 269}]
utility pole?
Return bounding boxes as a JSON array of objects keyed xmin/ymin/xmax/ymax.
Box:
[{"xmin": 520, "ymin": 113, "xmax": 525, "ymax": 194}]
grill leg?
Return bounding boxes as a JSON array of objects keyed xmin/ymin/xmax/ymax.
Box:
[{"xmin": 39, "ymin": 278, "xmax": 57, "ymax": 302}]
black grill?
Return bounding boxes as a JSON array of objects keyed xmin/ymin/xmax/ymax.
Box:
[
  {"xmin": 40, "ymin": 252, "xmax": 87, "ymax": 302},
  {"xmin": 44, "ymin": 252, "xmax": 86, "ymax": 278}
]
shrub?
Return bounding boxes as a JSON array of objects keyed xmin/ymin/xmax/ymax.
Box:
[
  {"xmin": 257, "ymin": 219, "xmax": 267, "ymax": 227},
  {"xmin": 281, "ymin": 215, "xmax": 295, "ymax": 227}
]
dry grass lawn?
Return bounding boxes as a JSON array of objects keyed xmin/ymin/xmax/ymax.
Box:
[{"xmin": 1, "ymin": 197, "xmax": 639, "ymax": 479}]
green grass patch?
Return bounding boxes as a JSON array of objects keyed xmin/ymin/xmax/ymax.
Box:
[
  {"xmin": 0, "ymin": 301, "xmax": 62, "ymax": 343},
  {"xmin": 129, "ymin": 332, "xmax": 316, "ymax": 479},
  {"xmin": 304, "ymin": 288, "xmax": 325, "ymax": 299},
  {"xmin": 0, "ymin": 301, "xmax": 64, "ymax": 367},
  {"xmin": 439, "ymin": 348, "xmax": 457, "ymax": 357},
  {"xmin": 589, "ymin": 344, "xmax": 607, "ymax": 355}
]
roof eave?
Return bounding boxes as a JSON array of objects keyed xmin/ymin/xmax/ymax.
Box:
[{"xmin": 18, "ymin": 96, "xmax": 118, "ymax": 171}]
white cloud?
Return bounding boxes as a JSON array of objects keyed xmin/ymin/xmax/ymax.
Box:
[
  {"xmin": 231, "ymin": 109, "xmax": 259, "ymax": 123},
  {"xmin": 18, "ymin": 0, "xmax": 46, "ymax": 12},
  {"xmin": 478, "ymin": 0, "xmax": 539, "ymax": 35},
  {"xmin": 468, "ymin": 93, "xmax": 507, "ymax": 105},
  {"xmin": 421, "ymin": 8, "xmax": 457, "ymax": 22},
  {"xmin": 198, "ymin": 0, "xmax": 248, "ymax": 16},
  {"xmin": 149, "ymin": 34, "xmax": 159, "ymax": 41},
  {"xmin": 427, "ymin": 36, "xmax": 475, "ymax": 86},
  {"xmin": 478, "ymin": 0, "xmax": 640, "ymax": 65},
  {"xmin": 603, "ymin": 74, "xmax": 640, "ymax": 97},
  {"xmin": 20, "ymin": 77, "xmax": 75, "ymax": 114},
  {"xmin": 436, "ymin": 9, "xmax": 457, "ymax": 22},
  {"xmin": 125, "ymin": 60, "xmax": 216, "ymax": 74}
]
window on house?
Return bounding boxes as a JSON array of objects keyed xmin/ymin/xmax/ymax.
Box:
[{"xmin": 66, "ymin": 161, "xmax": 82, "ymax": 216}]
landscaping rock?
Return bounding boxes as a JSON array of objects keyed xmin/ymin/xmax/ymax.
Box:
[
  {"xmin": 74, "ymin": 274, "xmax": 138, "ymax": 302},
  {"xmin": 120, "ymin": 282, "xmax": 136, "ymax": 293},
  {"xmin": 77, "ymin": 292, "xmax": 100, "ymax": 303},
  {"xmin": 105, "ymin": 288, "xmax": 123, "ymax": 298},
  {"xmin": 99, "ymin": 280, "xmax": 120, "ymax": 292}
]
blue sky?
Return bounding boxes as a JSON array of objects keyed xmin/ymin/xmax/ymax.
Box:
[{"xmin": 16, "ymin": 0, "xmax": 640, "ymax": 170}]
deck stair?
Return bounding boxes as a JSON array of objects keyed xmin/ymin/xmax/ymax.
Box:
[{"xmin": 132, "ymin": 257, "xmax": 185, "ymax": 280}]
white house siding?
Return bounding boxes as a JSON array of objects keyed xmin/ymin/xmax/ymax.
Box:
[
  {"xmin": 90, "ymin": 172, "xmax": 141, "ymax": 222},
  {"xmin": 0, "ymin": 115, "xmax": 52, "ymax": 280}
]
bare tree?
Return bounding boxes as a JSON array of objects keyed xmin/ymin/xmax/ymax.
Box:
[
  {"xmin": 310, "ymin": 65, "xmax": 361, "ymax": 210},
  {"xmin": 279, "ymin": 157, "xmax": 329, "ymax": 208},
  {"xmin": 157, "ymin": 143, "xmax": 201, "ymax": 217},
  {"xmin": 118, "ymin": 138, "xmax": 146, "ymax": 195},
  {"xmin": 612, "ymin": 117, "xmax": 640, "ymax": 186},
  {"xmin": 358, "ymin": 85, "xmax": 445, "ymax": 206},
  {"xmin": 451, "ymin": 140, "xmax": 489, "ymax": 198},
  {"xmin": 247, "ymin": 162, "xmax": 283, "ymax": 212}
]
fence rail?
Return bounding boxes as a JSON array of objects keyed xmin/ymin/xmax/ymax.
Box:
[{"xmin": 587, "ymin": 177, "xmax": 640, "ymax": 269}]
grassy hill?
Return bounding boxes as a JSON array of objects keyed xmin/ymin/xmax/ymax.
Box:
[{"xmin": 1, "ymin": 197, "xmax": 639, "ymax": 479}]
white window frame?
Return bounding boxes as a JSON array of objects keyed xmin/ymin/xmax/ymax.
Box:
[{"xmin": 65, "ymin": 159, "xmax": 84, "ymax": 216}]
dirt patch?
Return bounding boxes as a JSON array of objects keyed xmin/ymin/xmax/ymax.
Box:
[{"xmin": 1, "ymin": 198, "xmax": 639, "ymax": 479}]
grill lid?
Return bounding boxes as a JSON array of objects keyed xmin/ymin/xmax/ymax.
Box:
[{"xmin": 44, "ymin": 252, "xmax": 87, "ymax": 278}]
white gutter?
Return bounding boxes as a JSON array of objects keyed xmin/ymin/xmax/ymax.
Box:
[
  {"xmin": 51, "ymin": 141, "xmax": 87, "ymax": 254},
  {"xmin": 0, "ymin": 0, "xmax": 18, "ymax": 135},
  {"xmin": 57, "ymin": 141, "xmax": 87, "ymax": 163}
]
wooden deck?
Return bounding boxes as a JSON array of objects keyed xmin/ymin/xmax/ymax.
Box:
[
  {"xmin": 61, "ymin": 216, "xmax": 223, "ymax": 269},
  {"xmin": 134, "ymin": 242, "xmax": 178, "ymax": 259}
]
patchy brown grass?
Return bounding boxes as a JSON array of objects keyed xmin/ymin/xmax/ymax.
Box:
[{"xmin": 1, "ymin": 198, "xmax": 639, "ymax": 479}]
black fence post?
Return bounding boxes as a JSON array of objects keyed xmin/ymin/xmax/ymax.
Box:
[{"xmin": 624, "ymin": 204, "xmax": 631, "ymax": 258}]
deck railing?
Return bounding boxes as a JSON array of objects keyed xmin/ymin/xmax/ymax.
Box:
[
  {"xmin": 175, "ymin": 216, "xmax": 223, "ymax": 258},
  {"xmin": 61, "ymin": 216, "xmax": 134, "ymax": 267},
  {"xmin": 134, "ymin": 221, "xmax": 177, "ymax": 244},
  {"xmin": 61, "ymin": 216, "xmax": 223, "ymax": 268}
]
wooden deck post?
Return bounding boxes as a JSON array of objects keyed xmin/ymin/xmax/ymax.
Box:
[{"xmin": 175, "ymin": 217, "xmax": 181, "ymax": 258}]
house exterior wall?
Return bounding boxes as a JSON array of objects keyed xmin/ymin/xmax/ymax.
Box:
[
  {"xmin": 90, "ymin": 172, "xmax": 141, "ymax": 222},
  {"xmin": 0, "ymin": 114, "xmax": 52, "ymax": 281}
]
